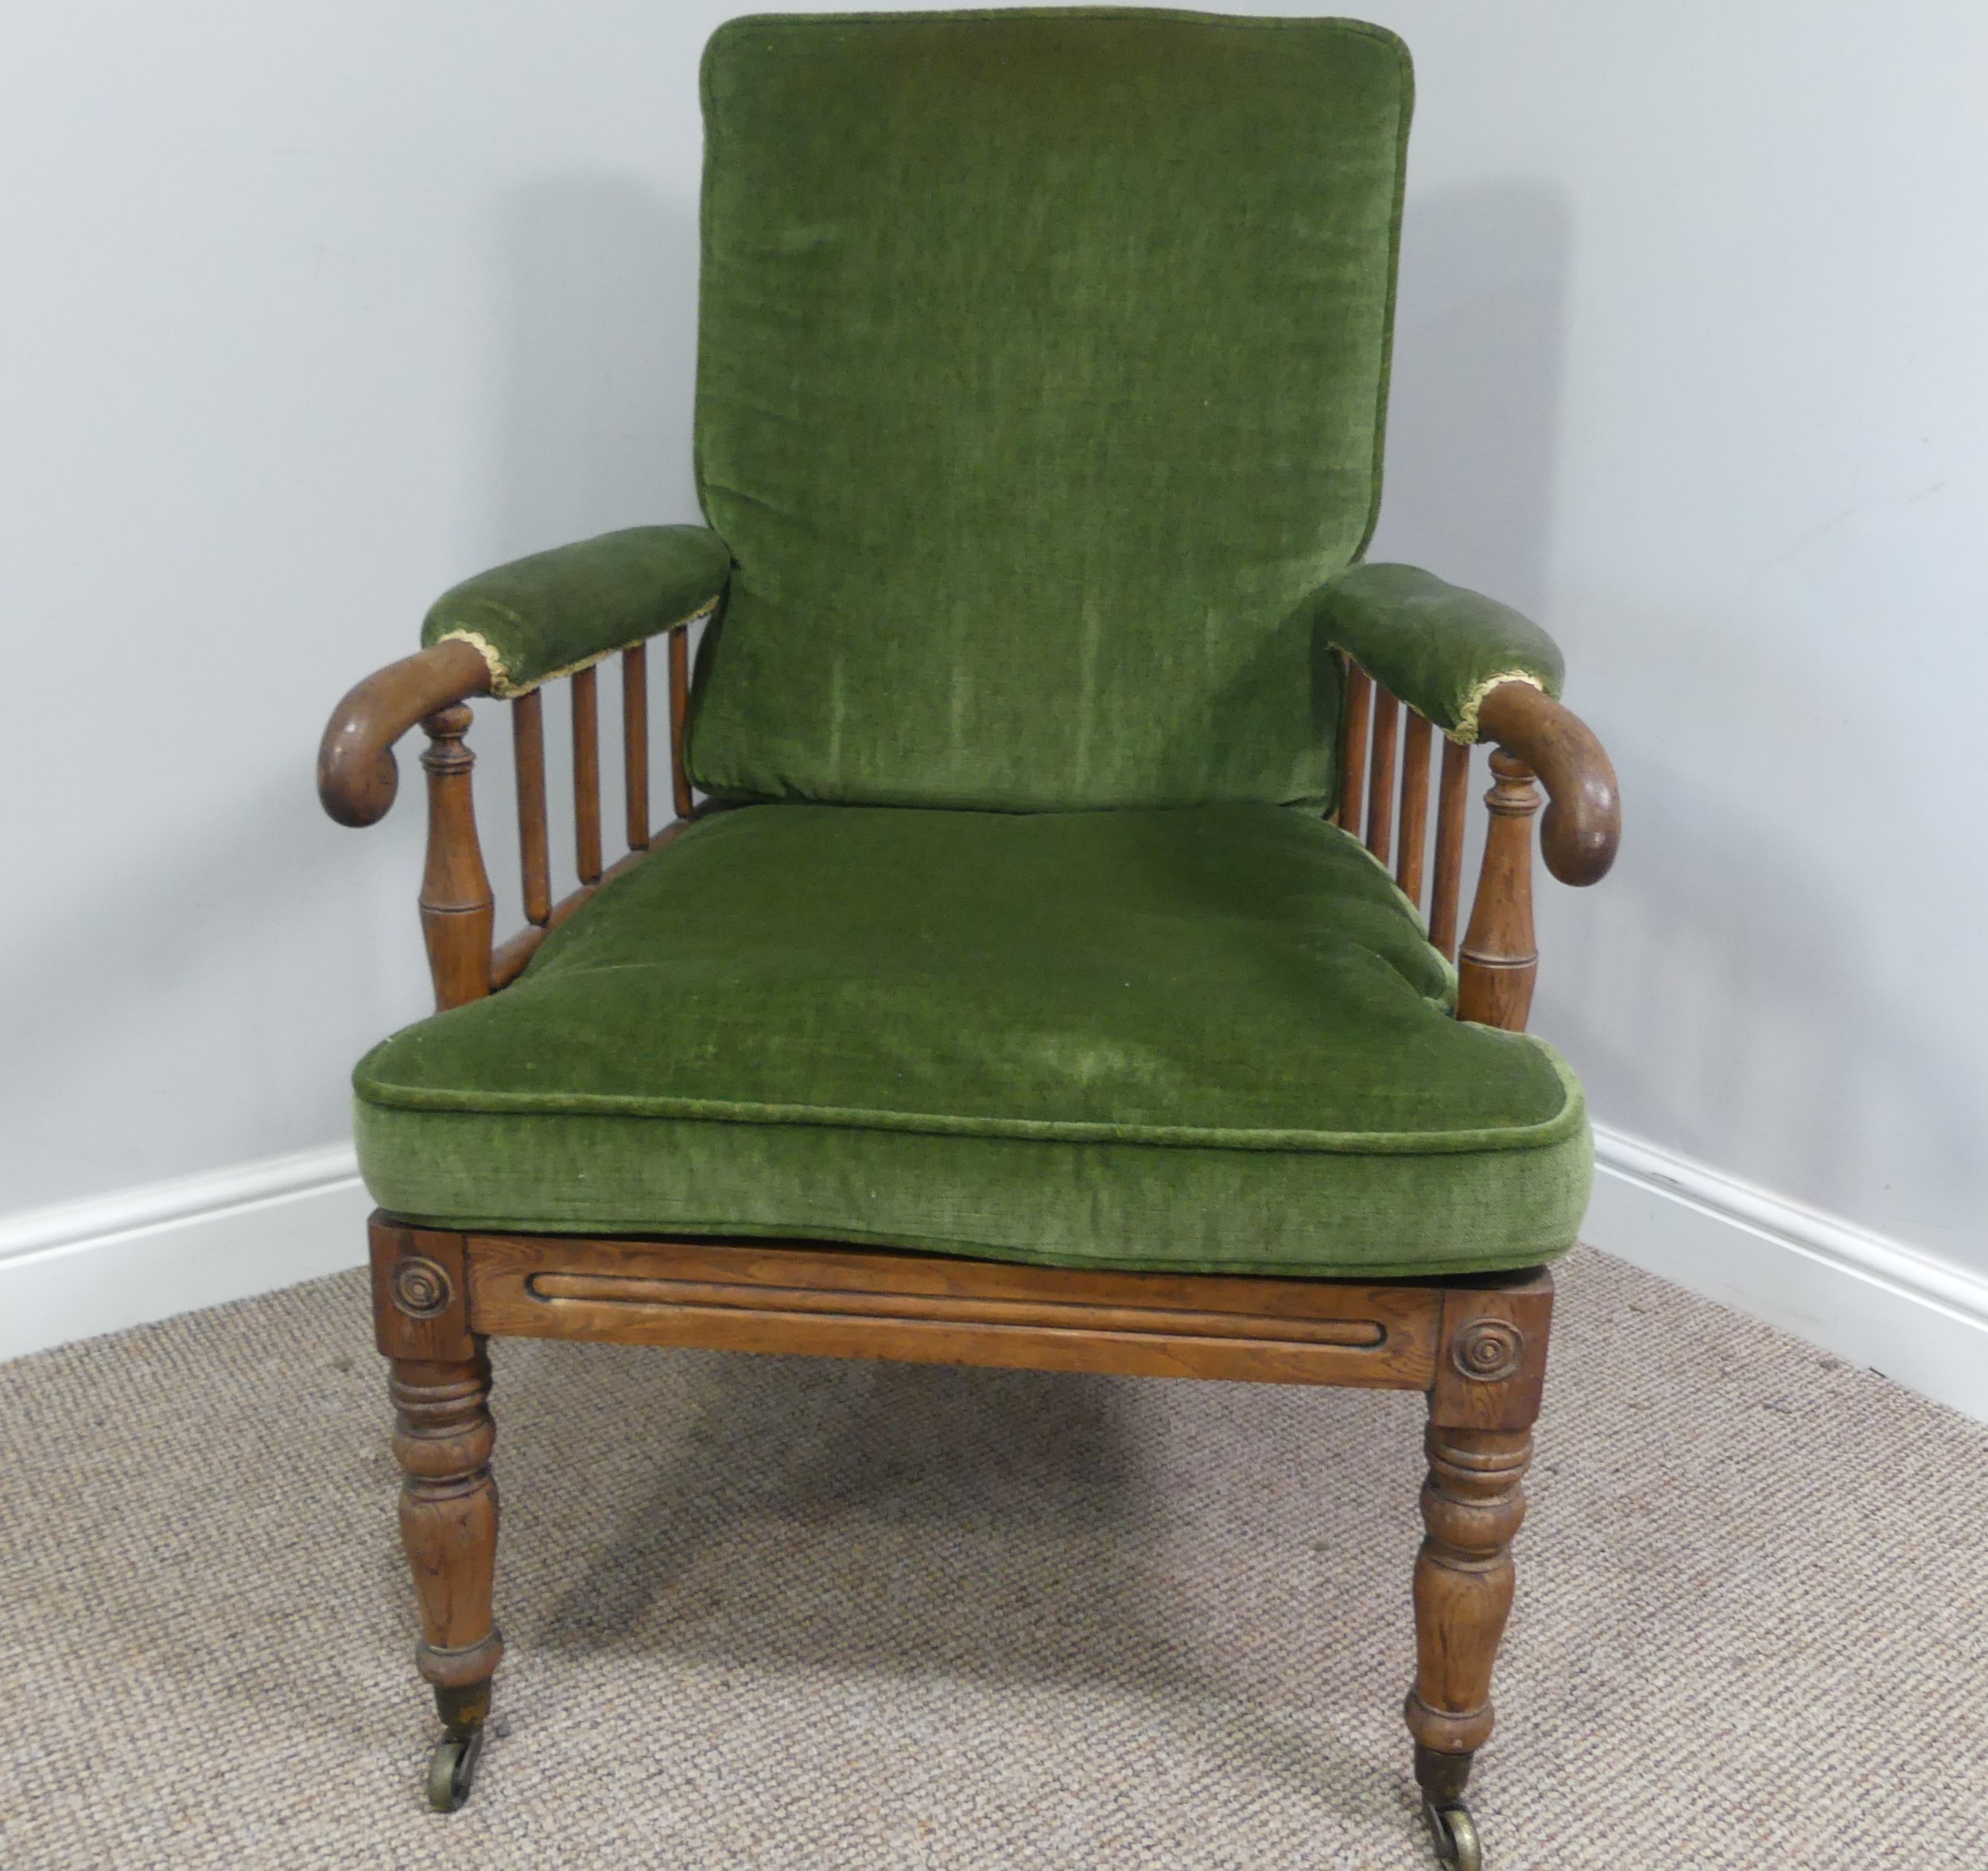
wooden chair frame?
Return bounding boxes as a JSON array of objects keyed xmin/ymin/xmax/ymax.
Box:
[{"xmin": 320, "ymin": 619, "xmax": 1619, "ymax": 1861}]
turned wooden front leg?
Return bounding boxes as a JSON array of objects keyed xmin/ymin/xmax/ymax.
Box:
[
  {"xmin": 1406, "ymin": 1422, "xmax": 1531, "ymax": 1803},
  {"xmin": 1406, "ymin": 1277, "xmax": 1552, "ymax": 1808},
  {"xmin": 390, "ymin": 1353, "xmax": 503, "ymax": 1734},
  {"xmin": 372, "ymin": 1217, "xmax": 503, "ymax": 1737}
]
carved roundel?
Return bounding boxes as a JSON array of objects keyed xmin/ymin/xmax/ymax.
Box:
[
  {"xmin": 1451, "ymin": 1316, "xmax": 1525, "ymax": 1384},
  {"xmin": 390, "ymin": 1255, "xmax": 454, "ymax": 1320}
]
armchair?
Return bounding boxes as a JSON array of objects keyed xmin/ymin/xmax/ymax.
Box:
[{"xmin": 319, "ymin": 16, "xmax": 1620, "ymax": 1868}]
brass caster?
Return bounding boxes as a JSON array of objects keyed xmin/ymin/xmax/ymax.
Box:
[
  {"xmin": 426, "ymin": 1726, "xmax": 485, "ymax": 1813},
  {"xmin": 1423, "ymin": 1798, "xmax": 1482, "ymax": 1871}
]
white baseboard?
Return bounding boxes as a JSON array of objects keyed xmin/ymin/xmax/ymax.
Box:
[
  {"xmin": 0, "ymin": 1145, "xmax": 369, "ymax": 1363},
  {"xmin": 1588, "ymin": 1124, "xmax": 1988, "ymax": 1426},
  {"xmin": 6, "ymin": 1130, "xmax": 1985, "ymax": 1427}
]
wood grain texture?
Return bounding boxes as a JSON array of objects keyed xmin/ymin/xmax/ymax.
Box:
[
  {"xmin": 1404, "ymin": 1422, "xmax": 1532, "ymax": 1770},
  {"xmin": 464, "ymin": 1232, "xmax": 1443, "ymax": 1390},
  {"xmin": 1429, "ymin": 1271, "xmax": 1554, "ymax": 1433},
  {"xmin": 571, "ymin": 666, "xmax": 601, "ymax": 886},
  {"xmin": 1404, "ymin": 1273, "xmax": 1548, "ymax": 1794},
  {"xmin": 1476, "ymin": 681, "xmax": 1620, "ymax": 886},
  {"xmin": 374, "ymin": 1213, "xmax": 502, "ymax": 1730},
  {"xmin": 370, "ymin": 1217, "xmax": 476, "ymax": 1364},
  {"xmin": 1456, "ymin": 751, "xmax": 1542, "ymax": 1033},
  {"xmin": 390, "ymin": 1353, "xmax": 503, "ymax": 1720},
  {"xmin": 1365, "ymin": 683, "xmax": 1400, "ymax": 865},
  {"xmin": 417, "ymin": 705, "xmax": 493, "ymax": 1010},
  {"xmin": 511, "ymin": 690, "xmax": 551, "ymax": 927},
  {"xmin": 1338, "ymin": 661, "xmax": 1372, "ymax": 832},
  {"xmin": 622, "ymin": 643, "xmax": 649, "ymax": 852},
  {"xmin": 1396, "ymin": 708, "xmax": 1433, "ymax": 909},
  {"xmin": 1428, "ymin": 737, "xmax": 1472, "ymax": 962},
  {"xmin": 488, "ymin": 916, "xmax": 557, "ymax": 992},
  {"xmin": 317, "ymin": 639, "xmax": 491, "ymax": 829}
]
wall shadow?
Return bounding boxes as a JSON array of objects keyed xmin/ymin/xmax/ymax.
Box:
[
  {"xmin": 507, "ymin": 1334, "xmax": 1415, "ymax": 1799},
  {"xmin": 483, "ymin": 173, "xmax": 702, "ymax": 561},
  {"xmin": 531, "ymin": 1350, "xmax": 1178, "ymax": 1683},
  {"xmin": 1532, "ymin": 603, "xmax": 1985, "ymax": 1256},
  {"xmin": 1367, "ymin": 183, "xmax": 1572, "ymax": 617},
  {"xmin": 1361, "ymin": 179, "xmax": 1981, "ymax": 1258},
  {"xmin": 455, "ymin": 174, "xmax": 709, "ymax": 918}
]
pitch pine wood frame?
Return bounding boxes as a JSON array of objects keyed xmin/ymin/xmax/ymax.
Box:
[{"xmin": 320, "ymin": 619, "xmax": 1619, "ymax": 1857}]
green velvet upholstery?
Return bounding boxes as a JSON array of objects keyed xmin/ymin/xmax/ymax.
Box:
[
  {"xmin": 685, "ymin": 11, "xmax": 1413, "ymax": 810},
  {"xmin": 422, "ymin": 526, "xmax": 731, "ymax": 697},
  {"xmin": 354, "ymin": 14, "xmax": 1597, "ymax": 1280},
  {"xmin": 1312, "ymin": 562, "xmax": 1566, "ymax": 741},
  {"xmin": 355, "ymin": 804, "xmax": 1590, "ymax": 1276}
]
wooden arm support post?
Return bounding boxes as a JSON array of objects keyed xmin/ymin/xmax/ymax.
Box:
[
  {"xmin": 417, "ymin": 704, "xmax": 495, "ymax": 1010},
  {"xmin": 1456, "ymin": 681, "xmax": 1620, "ymax": 1034},
  {"xmin": 317, "ymin": 640, "xmax": 499, "ymax": 1012}
]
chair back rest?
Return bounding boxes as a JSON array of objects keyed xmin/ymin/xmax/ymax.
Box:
[{"xmin": 688, "ymin": 10, "xmax": 1412, "ymax": 809}]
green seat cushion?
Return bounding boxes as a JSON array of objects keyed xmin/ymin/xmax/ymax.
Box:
[
  {"xmin": 355, "ymin": 804, "xmax": 1589, "ymax": 1278},
  {"xmin": 686, "ymin": 12, "xmax": 1412, "ymax": 810}
]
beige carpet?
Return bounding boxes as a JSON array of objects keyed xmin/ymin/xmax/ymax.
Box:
[{"xmin": 2, "ymin": 1244, "xmax": 1982, "ymax": 1868}]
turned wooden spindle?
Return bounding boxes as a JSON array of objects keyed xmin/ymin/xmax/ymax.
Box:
[
  {"xmin": 512, "ymin": 690, "xmax": 551, "ymax": 928},
  {"xmin": 1428, "ymin": 738, "xmax": 1472, "ymax": 962},
  {"xmin": 1338, "ymin": 662, "xmax": 1373, "ymax": 832},
  {"xmin": 667, "ymin": 627, "xmax": 693, "ymax": 821},
  {"xmin": 1456, "ymin": 751, "xmax": 1542, "ymax": 1031},
  {"xmin": 623, "ymin": 643, "xmax": 650, "ymax": 851},
  {"xmin": 390, "ymin": 1353, "xmax": 504, "ymax": 1741},
  {"xmin": 572, "ymin": 666, "xmax": 602, "ymax": 886},
  {"xmin": 1365, "ymin": 684, "xmax": 1400, "ymax": 865},
  {"xmin": 1396, "ymin": 708, "xmax": 1433, "ymax": 909},
  {"xmin": 418, "ymin": 704, "xmax": 493, "ymax": 1011}
]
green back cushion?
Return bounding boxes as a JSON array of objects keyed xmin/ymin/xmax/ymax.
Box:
[{"xmin": 687, "ymin": 11, "xmax": 1412, "ymax": 809}]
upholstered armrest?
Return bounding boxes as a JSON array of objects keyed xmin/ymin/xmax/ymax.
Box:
[
  {"xmin": 1314, "ymin": 563, "xmax": 1564, "ymax": 743},
  {"xmin": 421, "ymin": 524, "xmax": 732, "ymax": 698},
  {"xmin": 1313, "ymin": 564, "xmax": 1617, "ymax": 887},
  {"xmin": 318, "ymin": 526, "xmax": 730, "ymax": 829}
]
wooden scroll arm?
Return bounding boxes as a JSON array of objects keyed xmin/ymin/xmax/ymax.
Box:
[
  {"xmin": 1457, "ymin": 683, "xmax": 1620, "ymax": 1031},
  {"xmin": 1474, "ymin": 682, "xmax": 1620, "ymax": 887},
  {"xmin": 317, "ymin": 640, "xmax": 494, "ymax": 828}
]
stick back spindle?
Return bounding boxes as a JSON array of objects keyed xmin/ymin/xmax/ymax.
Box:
[
  {"xmin": 623, "ymin": 645, "xmax": 650, "ymax": 852},
  {"xmin": 511, "ymin": 691, "xmax": 551, "ymax": 927},
  {"xmin": 1428, "ymin": 738, "xmax": 1472, "ymax": 963},
  {"xmin": 1396, "ymin": 708, "xmax": 1432, "ymax": 910},
  {"xmin": 1365, "ymin": 684, "xmax": 1399, "ymax": 865},
  {"xmin": 572, "ymin": 666, "xmax": 602, "ymax": 887}
]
